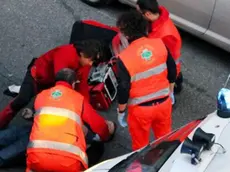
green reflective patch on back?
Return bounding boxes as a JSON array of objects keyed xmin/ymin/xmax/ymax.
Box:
[
  {"xmin": 141, "ymin": 49, "xmax": 153, "ymax": 61},
  {"xmin": 51, "ymin": 90, "xmax": 62, "ymax": 99}
]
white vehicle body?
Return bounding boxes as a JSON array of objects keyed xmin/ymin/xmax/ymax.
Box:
[{"xmin": 86, "ymin": 111, "xmax": 230, "ymax": 172}]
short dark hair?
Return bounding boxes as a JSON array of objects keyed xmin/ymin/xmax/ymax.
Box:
[
  {"xmin": 55, "ymin": 68, "xmax": 77, "ymax": 85},
  {"xmin": 137, "ymin": 0, "xmax": 160, "ymax": 14},
  {"xmin": 116, "ymin": 10, "xmax": 149, "ymax": 42},
  {"xmin": 73, "ymin": 39, "xmax": 105, "ymax": 64}
]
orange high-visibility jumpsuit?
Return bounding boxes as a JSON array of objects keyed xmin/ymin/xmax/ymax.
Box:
[
  {"xmin": 119, "ymin": 37, "xmax": 172, "ymax": 150},
  {"xmin": 26, "ymin": 82, "xmax": 89, "ymax": 172}
]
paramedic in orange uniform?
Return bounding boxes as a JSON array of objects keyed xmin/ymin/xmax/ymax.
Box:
[
  {"xmin": 116, "ymin": 11, "xmax": 177, "ymax": 151},
  {"xmin": 26, "ymin": 68, "xmax": 116, "ymax": 172},
  {"xmin": 136, "ymin": 0, "xmax": 183, "ymax": 96}
]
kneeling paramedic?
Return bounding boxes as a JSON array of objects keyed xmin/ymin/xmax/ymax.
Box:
[
  {"xmin": 26, "ymin": 68, "xmax": 116, "ymax": 172},
  {"xmin": 0, "ymin": 40, "xmax": 104, "ymax": 129},
  {"xmin": 136, "ymin": 0, "xmax": 183, "ymax": 98},
  {"xmin": 116, "ymin": 11, "xmax": 177, "ymax": 151}
]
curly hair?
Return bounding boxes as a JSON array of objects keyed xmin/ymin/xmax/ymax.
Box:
[
  {"xmin": 73, "ymin": 39, "xmax": 106, "ymax": 64},
  {"xmin": 116, "ymin": 10, "xmax": 149, "ymax": 42}
]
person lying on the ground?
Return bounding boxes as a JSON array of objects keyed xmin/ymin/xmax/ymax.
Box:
[
  {"xmin": 26, "ymin": 68, "xmax": 116, "ymax": 172},
  {"xmin": 0, "ymin": 124, "xmax": 32, "ymax": 168},
  {"xmin": 0, "ymin": 39, "xmax": 106, "ymax": 129},
  {"xmin": 0, "ymin": 116, "xmax": 113, "ymax": 169}
]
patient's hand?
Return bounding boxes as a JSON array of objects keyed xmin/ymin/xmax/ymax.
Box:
[
  {"xmin": 106, "ymin": 121, "xmax": 115, "ymax": 135},
  {"xmin": 21, "ymin": 108, "xmax": 34, "ymax": 120}
]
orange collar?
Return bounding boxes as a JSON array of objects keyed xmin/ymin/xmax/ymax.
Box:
[{"xmin": 56, "ymin": 81, "xmax": 72, "ymax": 89}]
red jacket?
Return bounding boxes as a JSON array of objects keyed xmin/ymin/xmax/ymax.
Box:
[
  {"xmin": 75, "ymin": 65, "xmax": 92, "ymax": 102},
  {"xmin": 149, "ymin": 6, "xmax": 182, "ymax": 75},
  {"xmin": 31, "ymin": 44, "xmax": 80, "ymax": 85}
]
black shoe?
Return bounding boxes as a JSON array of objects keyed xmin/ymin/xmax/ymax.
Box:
[{"xmin": 3, "ymin": 89, "xmax": 18, "ymax": 98}]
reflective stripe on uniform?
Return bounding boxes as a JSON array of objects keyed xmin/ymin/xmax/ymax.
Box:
[
  {"xmin": 34, "ymin": 107, "xmax": 82, "ymax": 125},
  {"xmin": 128, "ymin": 87, "xmax": 170, "ymax": 105},
  {"xmin": 131, "ymin": 63, "xmax": 167, "ymax": 82},
  {"xmin": 28, "ymin": 140, "xmax": 88, "ymax": 165}
]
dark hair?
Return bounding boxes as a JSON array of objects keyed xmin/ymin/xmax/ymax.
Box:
[
  {"xmin": 55, "ymin": 68, "xmax": 77, "ymax": 85},
  {"xmin": 116, "ymin": 10, "xmax": 149, "ymax": 42},
  {"xmin": 137, "ymin": 0, "xmax": 160, "ymax": 14},
  {"xmin": 73, "ymin": 39, "xmax": 105, "ymax": 64}
]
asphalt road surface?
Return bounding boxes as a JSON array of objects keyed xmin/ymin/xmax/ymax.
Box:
[{"xmin": 0, "ymin": 0, "xmax": 230, "ymax": 171}]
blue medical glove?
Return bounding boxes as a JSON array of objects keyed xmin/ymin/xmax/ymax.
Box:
[
  {"xmin": 170, "ymin": 92, "xmax": 175, "ymax": 105},
  {"xmin": 92, "ymin": 134, "xmax": 101, "ymax": 142},
  {"xmin": 117, "ymin": 109, "xmax": 127, "ymax": 127}
]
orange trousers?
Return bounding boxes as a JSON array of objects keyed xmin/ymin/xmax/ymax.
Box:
[
  {"xmin": 26, "ymin": 152, "xmax": 85, "ymax": 172},
  {"xmin": 127, "ymin": 98, "xmax": 172, "ymax": 151}
]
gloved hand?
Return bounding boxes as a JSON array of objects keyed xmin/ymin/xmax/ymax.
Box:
[
  {"xmin": 170, "ymin": 92, "xmax": 175, "ymax": 105},
  {"xmin": 117, "ymin": 109, "xmax": 127, "ymax": 127},
  {"xmin": 92, "ymin": 134, "xmax": 101, "ymax": 142}
]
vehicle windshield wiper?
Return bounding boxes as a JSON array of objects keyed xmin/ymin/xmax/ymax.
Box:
[{"xmin": 108, "ymin": 144, "xmax": 152, "ymax": 172}]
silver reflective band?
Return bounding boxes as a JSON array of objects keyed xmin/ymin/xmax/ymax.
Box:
[
  {"xmin": 175, "ymin": 58, "xmax": 181, "ymax": 64},
  {"xmin": 128, "ymin": 87, "xmax": 170, "ymax": 105},
  {"xmin": 28, "ymin": 140, "xmax": 88, "ymax": 165},
  {"xmin": 131, "ymin": 63, "xmax": 167, "ymax": 82},
  {"xmin": 35, "ymin": 107, "xmax": 82, "ymax": 125},
  {"xmin": 119, "ymin": 32, "xmax": 129, "ymax": 48}
]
